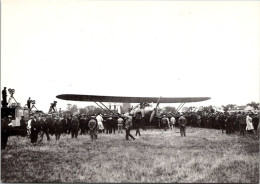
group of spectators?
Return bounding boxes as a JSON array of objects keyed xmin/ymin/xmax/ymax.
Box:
[
  {"xmin": 1, "ymin": 112, "xmax": 138, "ymax": 149},
  {"xmin": 159, "ymin": 110, "xmax": 260, "ymax": 136},
  {"xmin": 2, "ymin": 109, "xmax": 259, "ymax": 150}
]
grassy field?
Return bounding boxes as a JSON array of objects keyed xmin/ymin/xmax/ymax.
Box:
[{"xmin": 1, "ymin": 128, "xmax": 259, "ymax": 183}]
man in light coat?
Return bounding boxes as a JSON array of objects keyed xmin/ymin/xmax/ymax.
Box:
[{"xmin": 96, "ymin": 114, "xmax": 104, "ymax": 133}]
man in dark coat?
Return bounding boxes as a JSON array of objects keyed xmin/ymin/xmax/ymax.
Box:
[
  {"xmin": 179, "ymin": 115, "xmax": 187, "ymax": 137},
  {"xmin": 67, "ymin": 115, "xmax": 73, "ymax": 135},
  {"xmin": 190, "ymin": 113, "xmax": 198, "ymax": 127},
  {"xmin": 1, "ymin": 116, "xmax": 12, "ymax": 150},
  {"xmin": 161, "ymin": 115, "xmax": 169, "ymax": 131},
  {"xmin": 88, "ymin": 116, "xmax": 98, "ymax": 141},
  {"xmin": 218, "ymin": 113, "xmax": 226, "ymax": 133},
  {"xmin": 226, "ymin": 114, "xmax": 234, "ymax": 135},
  {"xmin": 27, "ymin": 97, "xmax": 31, "ymax": 110},
  {"xmin": 125, "ymin": 115, "xmax": 135, "ymax": 141},
  {"xmin": 30, "ymin": 115, "xmax": 39, "ymax": 144},
  {"xmin": 2, "ymin": 87, "xmax": 8, "ymax": 107},
  {"xmin": 38, "ymin": 115, "xmax": 50, "ymax": 142},
  {"xmin": 106, "ymin": 116, "xmax": 113, "ymax": 134},
  {"xmin": 237, "ymin": 111, "xmax": 246, "ymax": 135},
  {"xmin": 135, "ymin": 113, "xmax": 142, "ymax": 136},
  {"xmin": 20, "ymin": 116, "xmax": 27, "ymax": 137},
  {"xmin": 252, "ymin": 114, "xmax": 259, "ymax": 132},
  {"xmin": 71, "ymin": 116, "xmax": 79, "ymax": 138},
  {"xmin": 79, "ymin": 115, "xmax": 87, "ymax": 135},
  {"xmin": 53, "ymin": 117, "xmax": 62, "ymax": 141},
  {"xmin": 111, "ymin": 116, "xmax": 117, "ymax": 134}
]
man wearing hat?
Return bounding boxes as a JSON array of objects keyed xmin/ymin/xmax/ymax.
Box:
[
  {"xmin": 178, "ymin": 114, "xmax": 187, "ymax": 137},
  {"xmin": 53, "ymin": 116, "xmax": 62, "ymax": 141},
  {"xmin": 30, "ymin": 115, "xmax": 39, "ymax": 144},
  {"xmin": 19, "ymin": 116, "xmax": 27, "ymax": 136},
  {"xmin": 79, "ymin": 114, "xmax": 87, "ymax": 135},
  {"xmin": 71, "ymin": 115, "xmax": 79, "ymax": 138},
  {"xmin": 88, "ymin": 115, "xmax": 98, "ymax": 141},
  {"xmin": 38, "ymin": 114, "xmax": 51, "ymax": 142}
]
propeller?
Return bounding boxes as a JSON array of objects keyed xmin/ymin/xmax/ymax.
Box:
[{"xmin": 150, "ymin": 96, "xmax": 162, "ymax": 122}]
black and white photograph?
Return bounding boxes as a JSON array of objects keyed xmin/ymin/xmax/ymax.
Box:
[{"xmin": 1, "ymin": 0, "xmax": 259, "ymax": 183}]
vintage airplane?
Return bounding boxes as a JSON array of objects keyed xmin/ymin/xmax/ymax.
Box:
[{"xmin": 56, "ymin": 94, "xmax": 211, "ymax": 126}]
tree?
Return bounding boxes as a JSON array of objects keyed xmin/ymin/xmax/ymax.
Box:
[
  {"xmin": 70, "ymin": 105, "xmax": 78, "ymax": 114},
  {"xmin": 164, "ymin": 106, "xmax": 177, "ymax": 114},
  {"xmin": 83, "ymin": 105, "xmax": 104, "ymax": 116},
  {"xmin": 198, "ymin": 106, "xmax": 215, "ymax": 113},
  {"xmin": 247, "ymin": 102, "xmax": 259, "ymax": 110},
  {"xmin": 182, "ymin": 106, "xmax": 196, "ymax": 113},
  {"xmin": 222, "ymin": 104, "xmax": 236, "ymax": 112},
  {"xmin": 67, "ymin": 104, "xmax": 72, "ymax": 111}
]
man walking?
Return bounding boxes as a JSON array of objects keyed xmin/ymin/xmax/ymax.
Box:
[
  {"xmin": 125, "ymin": 114, "xmax": 135, "ymax": 141},
  {"xmin": 179, "ymin": 115, "xmax": 187, "ymax": 137},
  {"xmin": 39, "ymin": 115, "xmax": 51, "ymax": 142}
]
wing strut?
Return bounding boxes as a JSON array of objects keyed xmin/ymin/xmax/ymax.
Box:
[
  {"xmin": 176, "ymin": 103, "xmax": 185, "ymax": 112},
  {"xmin": 94, "ymin": 101, "xmax": 107, "ymax": 112},
  {"xmin": 99, "ymin": 102, "xmax": 118, "ymax": 115}
]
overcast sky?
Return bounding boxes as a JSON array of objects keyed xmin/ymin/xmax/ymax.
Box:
[{"xmin": 2, "ymin": 0, "xmax": 260, "ymax": 112}]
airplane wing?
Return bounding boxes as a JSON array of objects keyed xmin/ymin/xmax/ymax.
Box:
[{"xmin": 56, "ymin": 94, "xmax": 210, "ymax": 103}]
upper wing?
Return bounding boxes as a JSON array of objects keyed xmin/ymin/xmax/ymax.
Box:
[{"xmin": 56, "ymin": 94, "xmax": 210, "ymax": 103}]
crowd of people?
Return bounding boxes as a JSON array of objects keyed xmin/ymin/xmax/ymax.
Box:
[
  {"xmin": 161, "ymin": 110, "xmax": 260, "ymax": 137},
  {"xmin": 1, "ymin": 108, "xmax": 260, "ymax": 150},
  {"xmin": 1, "ymin": 113, "xmax": 139, "ymax": 149}
]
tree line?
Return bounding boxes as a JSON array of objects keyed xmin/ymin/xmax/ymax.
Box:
[{"xmin": 63, "ymin": 102, "xmax": 259, "ymax": 115}]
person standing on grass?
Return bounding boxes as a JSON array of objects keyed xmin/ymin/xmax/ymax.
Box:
[
  {"xmin": 117, "ymin": 115, "xmax": 124, "ymax": 134},
  {"xmin": 125, "ymin": 114, "xmax": 135, "ymax": 141},
  {"xmin": 71, "ymin": 115, "xmax": 79, "ymax": 138},
  {"xmin": 237, "ymin": 111, "xmax": 246, "ymax": 135},
  {"xmin": 178, "ymin": 115, "xmax": 187, "ymax": 137},
  {"xmin": 161, "ymin": 115, "xmax": 170, "ymax": 131},
  {"xmin": 252, "ymin": 113, "xmax": 259, "ymax": 132},
  {"xmin": 38, "ymin": 115, "xmax": 50, "ymax": 142},
  {"xmin": 88, "ymin": 115, "xmax": 98, "ymax": 141},
  {"xmin": 31, "ymin": 115, "xmax": 39, "ymax": 144},
  {"xmin": 170, "ymin": 115, "xmax": 176, "ymax": 129},
  {"xmin": 218, "ymin": 113, "xmax": 226, "ymax": 134},
  {"xmin": 135, "ymin": 113, "xmax": 142, "ymax": 136},
  {"xmin": 96, "ymin": 114, "xmax": 104, "ymax": 133},
  {"xmin": 226, "ymin": 114, "xmax": 234, "ymax": 135},
  {"xmin": 1, "ymin": 116, "xmax": 12, "ymax": 150},
  {"xmin": 246, "ymin": 113, "xmax": 255, "ymax": 134}
]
